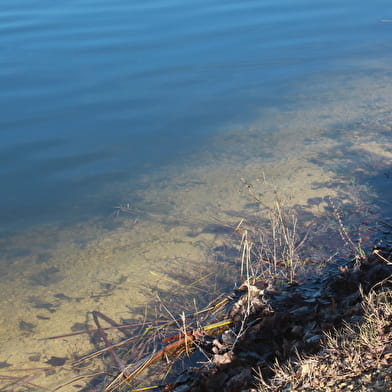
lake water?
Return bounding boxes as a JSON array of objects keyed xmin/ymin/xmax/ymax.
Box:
[{"xmin": 1, "ymin": 0, "xmax": 392, "ymax": 389}]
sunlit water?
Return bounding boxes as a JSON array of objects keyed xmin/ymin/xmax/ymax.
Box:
[{"xmin": 1, "ymin": 0, "xmax": 392, "ymax": 388}]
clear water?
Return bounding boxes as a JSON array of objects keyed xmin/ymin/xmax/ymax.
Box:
[
  {"xmin": 1, "ymin": 0, "xmax": 392, "ymax": 388},
  {"xmin": 1, "ymin": 0, "xmax": 391, "ymax": 229}
]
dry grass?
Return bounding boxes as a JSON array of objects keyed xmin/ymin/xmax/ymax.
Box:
[
  {"xmin": 255, "ymin": 281, "xmax": 392, "ymax": 391},
  {"xmin": 327, "ymin": 196, "xmax": 368, "ymax": 265},
  {"xmin": 236, "ymin": 189, "xmax": 311, "ymax": 284}
]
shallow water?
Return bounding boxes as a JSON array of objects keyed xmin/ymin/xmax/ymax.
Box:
[{"xmin": 1, "ymin": 0, "xmax": 392, "ymax": 389}]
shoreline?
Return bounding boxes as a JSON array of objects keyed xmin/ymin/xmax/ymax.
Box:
[
  {"xmin": 14, "ymin": 220, "xmax": 392, "ymax": 391},
  {"xmin": 62, "ymin": 220, "xmax": 390, "ymax": 392},
  {"xmin": 181, "ymin": 243, "xmax": 392, "ymax": 392}
]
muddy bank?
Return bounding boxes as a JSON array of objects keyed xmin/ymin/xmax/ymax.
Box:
[{"xmin": 177, "ymin": 246, "xmax": 391, "ymax": 392}]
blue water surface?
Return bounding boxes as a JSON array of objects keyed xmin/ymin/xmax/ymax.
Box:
[{"xmin": 0, "ymin": 0, "xmax": 391, "ymax": 229}]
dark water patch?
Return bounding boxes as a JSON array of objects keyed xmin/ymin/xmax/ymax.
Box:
[
  {"xmin": 4, "ymin": 248, "xmax": 30, "ymax": 259},
  {"xmin": 98, "ymin": 276, "xmax": 129, "ymax": 295},
  {"xmin": 45, "ymin": 356, "xmax": 68, "ymax": 367},
  {"xmin": 99, "ymin": 282, "xmax": 116, "ymax": 293},
  {"xmin": 186, "ymin": 230, "xmax": 199, "ymax": 239},
  {"xmin": 117, "ymin": 275, "xmax": 128, "ymax": 285},
  {"xmin": 201, "ymin": 224, "xmax": 234, "ymax": 235},
  {"xmin": 306, "ymin": 197, "xmax": 323, "ymax": 206},
  {"xmin": 44, "ymin": 368, "xmax": 56, "ymax": 376},
  {"xmin": 308, "ymin": 139, "xmax": 392, "ymax": 213},
  {"xmin": 243, "ymin": 202, "xmax": 261, "ymax": 210},
  {"xmin": 19, "ymin": 320, "xmax": 36, "ymax": 332},
  {"xmin": 36, "ymin": 315, "xmax": 50, "ymax": 320},
  {"xmin": 299, "ymin": 119, "xmax": 392, "ymax": 257},
  {"xmin": 28, "ymin": 354, "xmax": 41, "ymax": 362},
  {"xmin": 28, "ymin": 267, "xmax": 63, "ymax": 287},
  {"xmin": 310, "ymin": 180, "xmax": 345, "ymax": 190},
  {"xmin": 53, "ymin": 293, "xmax": 72, "ymax": 301},
  {"xmin": 27, "ymin": 296, "xmax": 59, "ymax": 313},
  {"xmin": 368, "ymin": 171, "xmax": 392, "ymax": 208},
  {"xmin": 71, "ymin": 322, "xmax": 92, "ymax": 332}
]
